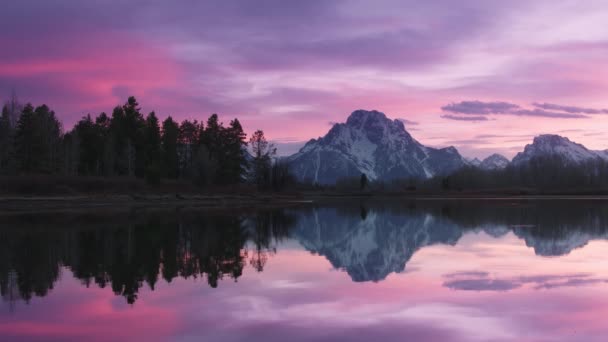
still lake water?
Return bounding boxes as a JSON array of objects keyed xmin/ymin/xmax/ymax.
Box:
[{"xmin": 2, "ymin": 199, "xmax": 608, "ymax": 341}]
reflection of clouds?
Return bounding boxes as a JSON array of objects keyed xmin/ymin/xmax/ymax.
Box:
[
  {"xmin": 443, "ymin": 271, "xmax": 489, "ymax": 279},
  {"xmin": 267, "ymin": 279, "xmax": 316, "ymax": 289},
  {"xmin": 443, "ymin": 272, "xmax": 608, "ymax": 292},
  {"xmin": 444, "ymin": 279, "xmax": 521, "ymax": 291},
  {"xmin": 225, "ymin": 294, "xmax": 515, "ymax": 341}
]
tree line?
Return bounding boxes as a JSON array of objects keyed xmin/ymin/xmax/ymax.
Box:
[
  {"xmin": 333, "ymin": 155, "xmax": 608, "ymax": 193},
  {"xmin": 376, "ymin": 155, "xmax": 608, "ymax": 193},
  {"xmin": 433, "ymin": 155, "xmax": 608, "ymax": 192},
  {"xmin": 0, "ymin": 94, "xmax": 291, "ymax": 189}
]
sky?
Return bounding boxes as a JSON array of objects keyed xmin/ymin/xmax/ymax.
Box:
[{"xmin": 2, "ymin": 0, "xmax": 608, "ymax": 158}]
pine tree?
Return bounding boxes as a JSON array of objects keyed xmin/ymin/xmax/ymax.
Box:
[
  {"xmin": 144, "ymin": 111, "xmax": 161, "ymax": 184},
  {"xmin": 161, "ymin": 116, "xmax": 179, "ymax": 179},
  {"xmin": 13, "ymin": 104, "xmax": 62, "ymax": 173},
  {"xmin": 73, "ymin": 114, "xmax": 105, "ymax": 175},
  {"xmin": 109, "ymin": 106, "xmax": 127, "ymax": 175},
  {"xmin": 222, "ymin": 118, "xmax": 248, "ymax": 184},
  {"xmin": 177, "ymin": 119, "xmax": 200, "ymax": 178},
  {"xmin": 122, "ymin": 97, "xmax": 145, "ymax": 177},
  {"xmin": 0, "ymin": 105, "xmax": 15, "ymax": 173}
]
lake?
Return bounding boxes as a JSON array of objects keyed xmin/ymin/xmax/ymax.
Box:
[{"xmin": 1, "ymin": 199, "xmax": 608, "ymax": 341}]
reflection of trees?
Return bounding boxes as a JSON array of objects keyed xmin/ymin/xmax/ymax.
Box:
[
  {"xmin": 0, "ymin": 229, "xmax": 63, "ymax": 306},
  {"xmin": 0, "ymin": 209, "xmax": 294, "ymax": 305},
  {"xmin": 3, "ymin": 200, "xmax": 608, "ymax": 305},
  {"xmin": 246, "ymin": 210, "xmax": 295, "ymax": 272}
]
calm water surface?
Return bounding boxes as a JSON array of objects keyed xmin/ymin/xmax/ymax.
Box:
[{"xmin": 1, "ymin": 200, "xmax": 608, "ymax": 341}]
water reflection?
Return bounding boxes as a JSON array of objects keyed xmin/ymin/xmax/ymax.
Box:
[
  {"xmin": 1, "ymin": 200, "xmax": 608, "ymax": 306},
  {"xmin": 0, "ymin": 209, "xmax": 294, "ymax": 305}
]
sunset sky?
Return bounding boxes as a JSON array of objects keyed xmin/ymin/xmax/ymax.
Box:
[{"xmin": 2, "ymin": 0, "xmax": 608, "ymax": 158}]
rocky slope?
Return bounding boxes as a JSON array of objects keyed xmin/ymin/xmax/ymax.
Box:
[{"xmin": 287, "ymin": 110, "xmax": 467, "ymax": 184}]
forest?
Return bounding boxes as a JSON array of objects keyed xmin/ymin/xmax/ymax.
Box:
[{"xmin": 0, "ymin": 94, "xmax": 291, "ymax": 192}]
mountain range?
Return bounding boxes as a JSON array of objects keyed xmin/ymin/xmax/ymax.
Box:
[{"xmin": 286, "ymin": 110, "xmax": 606, "ymax": 184}]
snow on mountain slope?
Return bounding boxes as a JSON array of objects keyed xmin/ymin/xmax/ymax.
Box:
[
  {"xmin": 512, "ymin": 134, "xmax": 608, "ymax": 165},
  {"xmin": 467, "ymin": 158, "xmax": 482, "ymax": 167},
  {"xmin": 479, "ymin": 154, "xmax": 509, "ymax": 170},
  {"xmin": 287, "ymin": 110, "xmax": 467, "ymax": 184}
]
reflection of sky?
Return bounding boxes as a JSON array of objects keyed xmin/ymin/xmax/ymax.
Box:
[{"xmin": 2, "ymin": 231, "xmax": 608, "ymax": 341}]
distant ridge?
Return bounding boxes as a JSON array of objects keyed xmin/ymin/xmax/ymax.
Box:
[{"xmin": 512, "ymin": 134, "xmax": 608, "ymax": 165}]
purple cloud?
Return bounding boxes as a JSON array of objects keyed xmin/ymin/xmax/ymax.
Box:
[
  {"xmin": 532, "ymin": 102, "xmax": 608, "ymax": 114},
  {"xmin": 441, "ymin": 101, "xmax": 521, "ymax": 114},
  {"xmin": 441, "ymin": 101, "xmax": 590, "ymax": 119},
  {"xmin": 441, "ymin": 114, "xmax": 488, "ymax": 121},
  {"xmin": 509, "ymin": 109, "xmax": 588, "ymax": 119},
  {"xmin": 443, "ymin": 272, "xmax": 608, "ymax": 292},
  {"xmin": 444, "ymin": 278, "xmax": 521, "ymax": 291}
]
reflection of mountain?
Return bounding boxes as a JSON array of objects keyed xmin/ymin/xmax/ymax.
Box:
[
  {"xmin": 292, "ymin": 207, "xmax": 462, "ymax": 282},
  {"xmin": 291, "ymin": 201, "xmax": 608, "ymax": 282},
  {"xmin": 458, "ymin": 201, "xmax": 608, "ymax": 256},
  {"xmin": 1, "ymin": 201, "xmax": 608, "ymax": 302}
]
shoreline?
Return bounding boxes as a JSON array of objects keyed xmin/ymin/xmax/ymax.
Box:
[{"xmin": 2, "ymin": 192, "xmax": 608, "ymax": 213}]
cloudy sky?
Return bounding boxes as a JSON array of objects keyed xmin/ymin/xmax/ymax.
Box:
[{"xmin": 2, "ymin": 0, "xmax": 608, "ymax": 158}]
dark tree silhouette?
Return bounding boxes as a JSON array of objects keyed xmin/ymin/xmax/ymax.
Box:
[
  {"xmin": 250, "ymin": 129, "xmax": 276, "ymax": 189},
  {"xmin": 161, "ymin": 116, "xmax": 179, "ymax": 179}
]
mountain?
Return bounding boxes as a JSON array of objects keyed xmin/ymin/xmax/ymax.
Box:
[
  {"xmin": 479, "ymin": 153, "xmax": 509, "ymax": 170},
  {"xmin": 287, "ymin": 110, "xmax": 467, "ymax": 184},
  {"xmin": 512, "ymin": 134, "xmax": 608, "ymax": 165},
  {"xmin": 467, "ymin": 157, "xmax": 482, "ymax": 167}
]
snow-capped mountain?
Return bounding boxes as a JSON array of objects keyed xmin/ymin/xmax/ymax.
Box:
[
  {"xmin": 479, "ymin": 154, "xmax": 510, "ymax": 170},
  {"xmin": 512, "ymin": 134, "xmax": 608, "ymax": 165},
  {"xmin": 287, "ymin": 110, "xmax": 467, "ymax": 184},
  {"xmin": 467, "ymin": 158, "xmax": 482, "ymax": 167}
]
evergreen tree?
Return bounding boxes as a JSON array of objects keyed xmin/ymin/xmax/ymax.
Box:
[
  {"xmin": 200, "ymin": 114, "xmax": 222, "ymax": 160},
  {"xmin": 73, "ymin": 114, "xmax": 105, "ymax": 175},
  {"xmin": 178, "ymin": 119, "xmax": 200, "ymax": 178},
  {"xmin": 122, "ymin": 97, "xmax": 145, "ymax": 177},
  {"xmin": 13, "ymin": 104, "xmax": 62, "ymax": 174},
  {"xmin": 161, "ymin": 116, "xmax": 179, "ymax": 179},
  {"xmin": 0, "ymin": 105, "xmax": 14, "ymax": 173},
  {"xmin": 221, "ymin": 118, "xmax": 248, "ymax": 184},
  {"xmin": 94, "ymin": 112, "xmax": 111, "ymax": 175},
  {"xmin": 109, "ymin": 106, "xmax": 127, "ymax": 175},
  {"xmin": 144, "ymin": 111, "xmax": 161, "ymax": 184}
]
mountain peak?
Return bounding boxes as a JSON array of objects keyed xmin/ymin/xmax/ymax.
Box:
[
  {"xmin": 513, "ymin": 134, "xmax": 607, "ymax": 165},
  {"xmin": 532, "ymin": 134, "xmax": 572, "ymax": 146},
  {"xmin": 480, "ymin": 153, "xmax": 509, "ymax": 170},
  {"xmin": 288, "ymin": 110, "xmax": 467, "ymax": 184},
  {"xmin": 345, "ymin": 109, "xmax": 411, "ymax": 133},
  {"xmin": 346, "ymin": 110, "xmax": 388, "ymax": 126},
  {"xmin": 467, "ymin": 157, "xmax": 482, "ymax": 166}
]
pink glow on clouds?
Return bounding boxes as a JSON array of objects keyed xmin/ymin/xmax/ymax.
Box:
[{"xmin": 2, "ymin": 1, "xmax": 608, "ymax": 158}]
